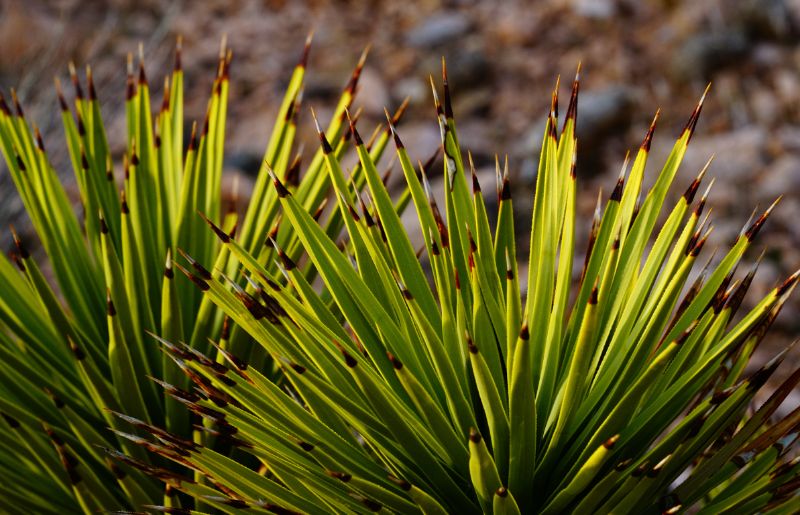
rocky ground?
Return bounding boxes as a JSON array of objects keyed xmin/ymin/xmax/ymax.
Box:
[{"xmin": 1, "ymin": 0, "xmax": 800, "ymax": 399}]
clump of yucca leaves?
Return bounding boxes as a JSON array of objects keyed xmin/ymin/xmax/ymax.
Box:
[{"xmin": 1, "ymin": 34, "xmax": 800, "ymax": 514}]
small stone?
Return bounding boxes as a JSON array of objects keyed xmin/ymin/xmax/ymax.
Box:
[
  {"xmin": 681, "ymin": 128, "xmax": 767, "ymax": 184},
  {"xmin": 751, "ymin": 87, "xmax": 781, "ymax": 126},
  {"xmin": 572, "ymin": 0, "xmax": 615, "ymax": 20},
  {"xmin": 735, "ymin": 0, "xmax": 796, "ymax": 42},
  {"xmin": 671, "ymin": 30, "xmax": 750, "ymax": 81},
  {"xmin": 393, "ymin": 77, "xmax": 428, "ymax": 105},
  {"xmin": 758, "ymin": 155, "xmax": 800, "ymax": 200},
  {"xmin": 406, "ymin": 12, "xmax": 471, "ymax": 48},
  {"xmin": 356, "ymin": 67, "xmax": 390, "ymax": 117}
]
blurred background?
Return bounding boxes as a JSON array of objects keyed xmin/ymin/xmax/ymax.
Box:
[{"xmin": 1, "ymin": 0, "xmax": 799, "ymax": 384}]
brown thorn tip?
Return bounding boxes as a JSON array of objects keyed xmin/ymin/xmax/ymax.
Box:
[
  {"xmin": 777, "ymin": 269, "xmax": 800, "ymax": 297},
  {"xmin": 54, "ymin": 77, "xmax": 69, "ymax": 111},
  {"xmin": 173, "ymin": 35, "xmax": 183, "ymax": 72},
  {"xmin": 198, "ymin": 212, "xmax": 229, "ymax": 243},
  {"xmin": 642, "ymin": 109, "xmax": 660, "ymax": 151},
  {"xmin": 442, "ymin": 57, "xmax": 453, "ymax": 119},
  {"xmin": 299, "ymin": 31, "xmax": 313, "ymax": 68},
  {"xmin": 384, "ymin": 107, "xmax": 404, "ymax": 148},
  {"xmin": 267, "ymin": 166, "xmax": 290, "ymax": 198},
  {"xmin": 346, "ymin": 109, "xmax": 363, "ymax": 146},
  {"xmin": 589, "ymin": 286, "xmax": 599, "ymax": 305},
  {"xmin": 685, "ymin": 86, "xmax": 710, "ymax": 140},
  {"xmin": 745, "ymin": 196, "xmax": 780, "ymax": 241}
]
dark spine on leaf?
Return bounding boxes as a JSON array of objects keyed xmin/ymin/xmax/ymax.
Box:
[
  {"xmin": 684, "ymin": 92, "xmax": 706, "ymax": 142},
  {"xmin": 270, "ymin": 169, "xmax": 290, "ymax": 198},
  {"xmin": 276, "ymin": 244, "xmax": 296, "ymax": 271},
  {"xmin": 710, "ymin": 271, "xmax": 735, "ymax": 313},
  {"xmin": 10, "ymin": 253, "xmax": 25, "ymax": 272},
  {"xmin": 312, "ymin": 199, "xmax": 328, "ymax": 221},
  {"xmin": 0, "ymin": 91, "xmax": 10, "ymax": 116},
  {"xmin": 610, "ymin": 176, "xmax": 624, "ymax": 202},
  {"xmin": 392, "ymin": 125, "xmax": 404, "ymax": 149},
  {"xmin": 349, "ymin": 116, "xmax": 363, "ymax": 146},
  {"xmin": 675, "ymin": 323, "xmax": 697, "ymax": 345},
  {"xmin": 603, "ymin": 434, "xmax": 620, "ymax": 449},
  {"xmin": 10, "ymin": 228, "xmax": 29, "ymax": 259},
  {"xmin": 326, "ymin": 470, "xmax": 352, "ymax": 482},
  {"xmin": 187, "ymin": 123, "xmax": 197, "ymax": 151},
  {"xmin": 683, "ymin": 177, "xmax": 702, "ymax": 203},
  {"xmin": 0, "ymin": 412, "xmax": 20, "ymax": 429},
  {"xmin": 745, "ymin": 203, "xmax": 777, "ymax": 242},
  {"xmin": 69, "ymin": 339, "xmax": 85, "ymax": 360},
  {"xmin": 34, "ymin": 127, "xmax": 45, "ymax": 152},
  {"xmin": 55, "ymin": 78, "xmax": 69, "ymax": 111},
  {"xmin": 615, "ymin": 459, "xmax": 633, "ymax": 471},
  {"xmin": 138, "ymin": 60, "xmax": 148, "ymax": 86},
  {"xmin": 179, "ymin": 250, "xmax": 211, "ymax": 280},
  {"xmin": 358, "ymin": 497, "xmax": 382, "ymax": 513},
  {"xmin": 387, "ymin": 352, "xmax": 403, "ymax": 370},
  {"xmin": 10, "ymin": 90, "xmax": 24, "ymax": 118},
  {"xmin": 563, "ymin": 68, "xmax": 580, "ymax": 133},
  {"xmin": 359, "ymin": 196, "xmax": 375, "ymax": 227},
  {"xmin": 748, "ymin": 358, "xmax": 782, "ymax": 391},
  {"xmin": 641, "ymin": 110, "xmax": 659, "ymax": 151},
  {"xmin": 69, "ymin": 63, "xmax": 84, "ymax": 100},
  {"xmin": 174, "ymin": 262, "xmax": 210, "ymax": 291},
  {"xmin": 466, "ymin": 333, "xmax": 478, "ymax": 354},
  {"xmin": 442, "ymin": 58, "xmax": 453, "ymax": 120},
  {"xmin": 520, "ymin": 323, "xmax": 530, "ymax": 341},
  {"xmin": 471, "ymin": 168, "xmax": 481, "ymax": 194},
  {"xmin": 160, "ymin": 78, "xmax": 170, "ymax": 113},
  {"xmin": 87, "ymin": 68, "xmax": 97, "ymax": 101},
  {"xmin": 345, "ymin": 49, "xmax": 367, "ymax": 95},
  {"xmin": 174, "ymin": 36, "xmax": 183, "ymax": 72},
  {"xmin": 776, "ymin": 271, "xmax": 800, "ymax": 297},
  {"xmin": 335, "ymin": 342, "xmax": 357, "ymax": 368},
  {"xmin": 120, "ymin": 191, "xmax": 129, "ymax": 214},
  {"xmin": 76, "ymin": 111, "xmax": 86, "ymax": 136},
  {"xmin": 388, "ymin": 475, "xmax": 412, "ymax": 491},
  {"xmin": 202, "ymin": 110, "xmax": 210, "ymax": 137},
  {"xmin": 126, "ymin": 73, "xmax": 135, "ymax": 101},
  {"xmin": 589, "ymin": 286, "xmax": 599, "ymax": 305},
  {"xmin": 500, "ymin": 176, "xmax": 512, "ymax": 201},
  {"xmin": 200, "ymin": 212, "xmax": 230, "ymax": 243},
  {"xmin": 299, "ymin": 32, "xmax": 312, "ymax": 69},
  {"xmin": 16, "ymin": 153, "xmax": 26, "ymax": 172},
  {"xmin": 710, "ymin": 388, "xmax": 733, "ymax": 405},
  {"xmin": 469, "ymin": 427, "xmax": 482, "ymax": 443}
]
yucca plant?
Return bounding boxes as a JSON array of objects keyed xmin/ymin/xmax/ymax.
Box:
[{"xmin": 1, "ymin": 35, "xmax": 799, "ymax": 514}]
